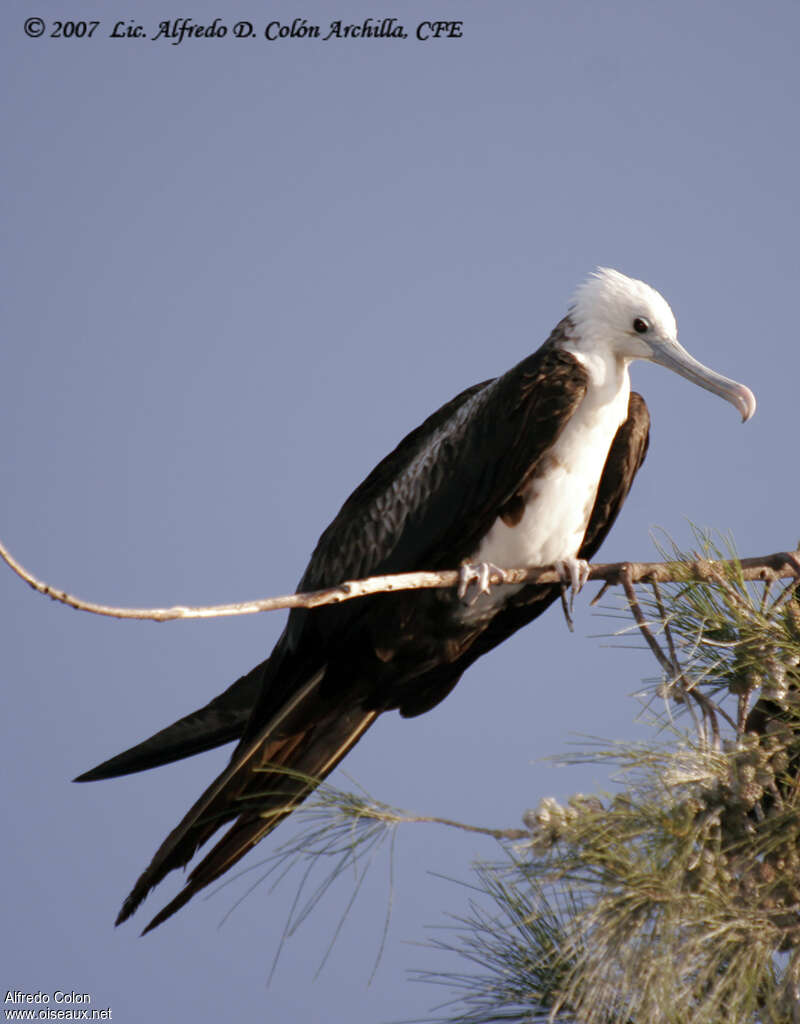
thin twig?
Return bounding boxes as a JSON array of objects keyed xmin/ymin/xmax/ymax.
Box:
[
  {"xmin": 369, "ymin": 810, "xmax": 529, "ymax": 843},
  {"xmin": 620, "ymin": 568, "xmax": 674, "ymax": 679},
  {"xmin": 769, "ymin": 577, "xmax": 800, "ymax": 614},
  {"xmin": 651, "ymin": 581, "xmax": 681, "ymax": 672},
  {"xmin": 759, "ymin": 579, "xmax": 774, "ymax": 617},
  {"xmin": 1, "ymin": 533, "xmax": 799, "ymax": 624},
  {"xmin": 651, "ymin": 580, "xmax": 701, "ymax": 738},
  {"xmin": 621, "ymin": 574, "xmax": 727, "ymax": 747},
  {"xmin": 651, "ymin": 579, "xmax": 733, "ymax": 741}
]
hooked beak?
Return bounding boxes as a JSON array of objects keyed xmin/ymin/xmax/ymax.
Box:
[{"xmin": 648, "ymin": 338, "xmax": 756, "ymax": 422}]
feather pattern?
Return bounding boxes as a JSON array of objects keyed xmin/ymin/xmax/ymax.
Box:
[{"xmin": 78, "ymin": 318, "xmax": 653, "ymax": 933}]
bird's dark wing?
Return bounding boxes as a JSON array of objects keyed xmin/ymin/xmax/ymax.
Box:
[
  {"xmin": 72, "ymin": 383, "xmax": 487, "ymax": 783},
  {"xmin": 297, "ymin": 329, "xmax": 588, "ymax": 592},
  {"xmin": 78, "ymin": 325, "xmax": 587, "ymax": 784},
  {"xmin": 393, "ymin": 391, "xmax": 651, "ymax": 718},
  {"xmin": 73, "ymin": 384, "xmax": 487, "ymax": 782},
  {"xmin": 105, "ymin": 330, "xmax": 597, "ymax": 931}
]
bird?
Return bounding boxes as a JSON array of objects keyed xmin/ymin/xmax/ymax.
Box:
[{"xmin": 75, "ymin": 267, "xmax": 756, "ymax": 933}]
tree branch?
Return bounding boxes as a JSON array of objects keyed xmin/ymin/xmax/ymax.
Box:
[{"xmin": 1, "ymin": 533, "xmax": 798, "ymax": 624}]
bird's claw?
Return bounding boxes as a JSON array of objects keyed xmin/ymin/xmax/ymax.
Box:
[
  {"xmin": 458, "ymin": 561, "xmax": 509, "ymax": 605},
  {"xmin": 555, "ymin": 557, "xmax": 590, "ymax": 631}
]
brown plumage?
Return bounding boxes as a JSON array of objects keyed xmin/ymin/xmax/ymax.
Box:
[
  {"xmin": 76, "ymin": 265, "xmax": 756, "ymax": 934},
  {"xmin": 78, "ymin": 317, "xmax": 658, "ymax": 933}
]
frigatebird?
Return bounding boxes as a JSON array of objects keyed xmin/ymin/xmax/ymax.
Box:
[{"xmin": 76, "ymin": 268, "xmax": 756, "ymax": 933}]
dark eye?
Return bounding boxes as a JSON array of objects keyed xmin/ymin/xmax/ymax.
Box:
[{"xmin": 633, "ymin": 317, "xmax": 650, "ymax": 334}]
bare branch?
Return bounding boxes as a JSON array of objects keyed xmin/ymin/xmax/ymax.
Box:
[
  {"xmin": 1, "ymin": 533, "xmax": 798, "ymax": 624},
  {"xmin": 362, "ymin": 807, "xmax": 529, "ymax": 843}
]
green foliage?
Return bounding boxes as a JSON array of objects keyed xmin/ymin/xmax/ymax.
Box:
[
  {"xmin": 418, "ymin": 531, "xmax": 800, "ymax": 1023},
  {"xmin": 416, "ymin": 865, "xmax": 575, "ymax": 1023},
  {"xmin": 227, "ymin": 532, "xmax": 800, "ymax": 1022}
]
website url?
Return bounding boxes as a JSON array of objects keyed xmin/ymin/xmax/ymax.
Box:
[{"xmin": 4, "ymin": 1011, "xmax": 111, "ymax": 1020}]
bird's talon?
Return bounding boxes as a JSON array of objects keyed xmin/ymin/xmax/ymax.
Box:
[
  {"xmin": 556, "ymin": 558, "xmax": 590, "ymax": 624},
  {"xmin": 457, "ymin": 564, "xmax": 477, "ymax": 601},
  {"xmin": 458, "ymin": 562, "xmax": 509, "ymax": 604},
  {"xmin": 559, "ymin": 588, "xmax": 575, "ymax": 632}
]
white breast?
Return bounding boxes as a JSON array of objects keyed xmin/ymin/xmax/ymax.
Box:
[{"xmin": 467, "ymin": 350, "xmax": 631, "ymax": 611}]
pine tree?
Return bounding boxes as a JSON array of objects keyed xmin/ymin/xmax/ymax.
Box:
[
  {"xmin": 255, "ymin": 533, "xmax": 800, "ymax": 1022},
  {"xmin": 415, "ymin": 532, "xmax": 800, "ymax": 1023}
]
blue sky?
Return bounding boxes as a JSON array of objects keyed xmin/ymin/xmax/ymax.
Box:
[{"xmin": 2, "ymin": 1, "xmax": 798, "ymax": 1021}]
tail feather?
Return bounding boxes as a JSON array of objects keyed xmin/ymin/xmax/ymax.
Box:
[
  {"xmin": 75, "ymin": 663, "xmax": 266, "ymax": 781},
  {"xmin": 115, "ymin": 666, "xmax": 326, "ymax": 925},
  {"xmin": 140, "ymin": 707, "xmax": 377, "ymax": 934},
  {"xmin": 116, "ymin": 657, "xmax": 379, "ymax": 933}
]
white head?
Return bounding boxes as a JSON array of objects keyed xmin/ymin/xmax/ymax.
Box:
[{"xmin": 568, "ymin": 268, "xmax": 756, "ymax": 421}]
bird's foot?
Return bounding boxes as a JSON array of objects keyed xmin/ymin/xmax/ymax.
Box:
[
  {"xmin": 555, "ymin": 557, "xmax": 590, "ymax": 631},
  {"xmin": 457, "ymin": 561, "xmax": 510, "ymax": 605}
]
